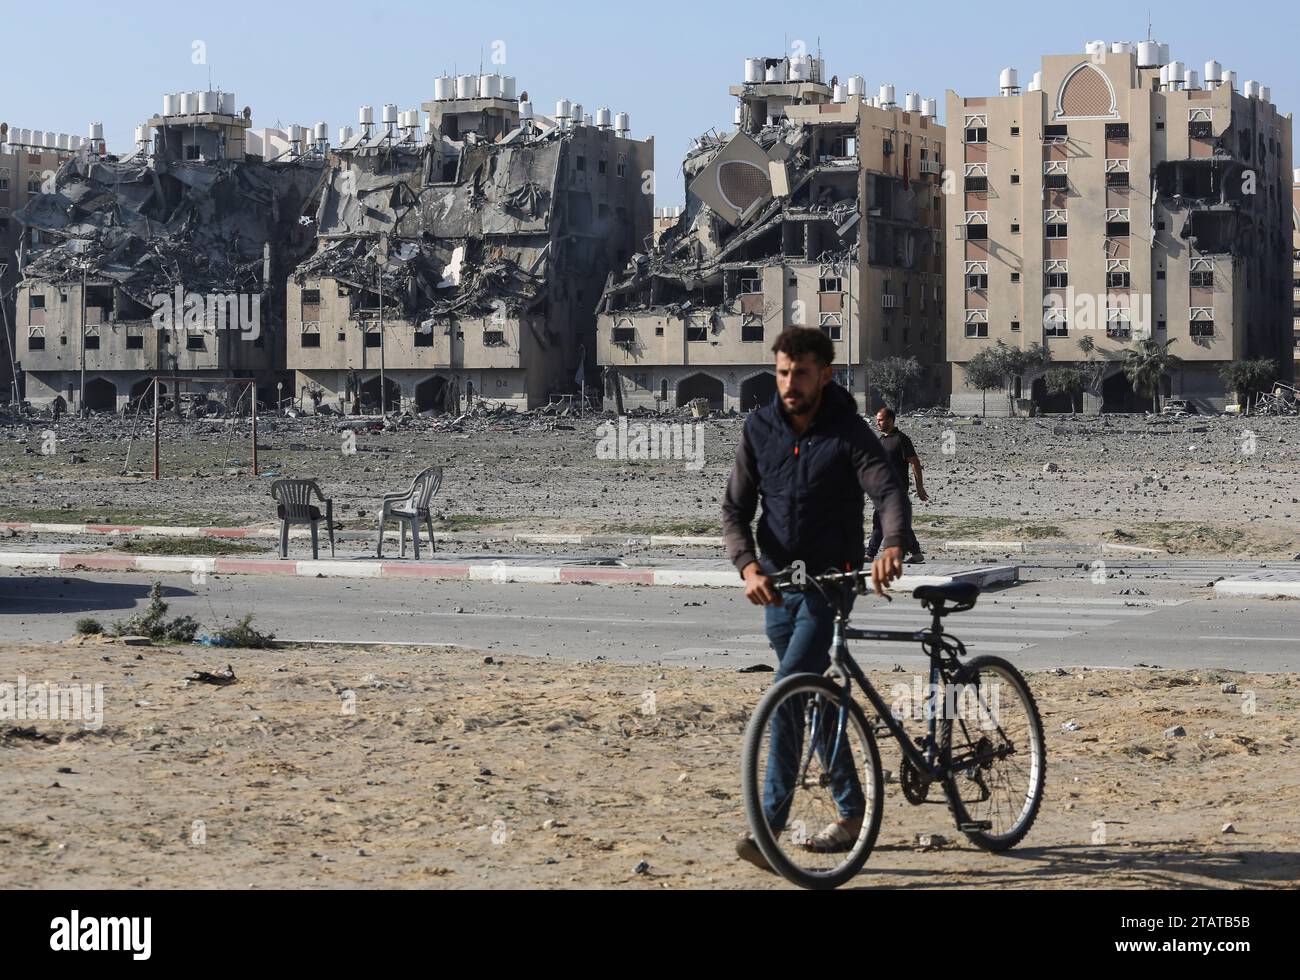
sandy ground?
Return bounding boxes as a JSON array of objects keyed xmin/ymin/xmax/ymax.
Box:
[
  {"xmin": 0, "ymin": 411, "xmax": 1296, "ymax": 557},
  {"xmin": 2, "ymin": 638, "xmax": 1296, "ymax": 889}
]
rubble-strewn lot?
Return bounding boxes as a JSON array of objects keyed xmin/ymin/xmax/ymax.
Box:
[
  {"xmin": 1, "ymin": 409, "xmax": 1296, "ymax": 556},
  {"xmin": 1, "ymin": 640, "xmax": 1295, "ymax": 889}
]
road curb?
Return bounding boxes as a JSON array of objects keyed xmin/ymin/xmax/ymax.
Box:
[
  {"xmin": 1214, "ymin": 578, "xmax": 1300, "ymax": 599},
  {"xmin": 0, "ymin": 550, "xmax": 1019, "ymax": 593}
]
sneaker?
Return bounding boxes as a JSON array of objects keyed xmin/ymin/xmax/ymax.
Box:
[
  {"xmin": 735, "ymin": 833, "xmax": 775, "ymax": 873},
  {"xmin": 905, "ymin": 551, "xmax": 925, "ymax": 564}
]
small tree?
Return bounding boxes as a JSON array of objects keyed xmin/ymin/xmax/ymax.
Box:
[
  {"xmin": 1123, "ymin": 338, "xmax": 1181, "ymax": 413},
  {"xmin": 1219, "ymin": 358, "xmax": 1277, "ymax": 414},
  {"xmin": 870, "ymin": 356, "xmax": 922, "ymax": 413},
  {"xmin": 1042, "ymin": 366, "xmax": 1088, "ymax": 414},
  {"xmin": 986, "ymin": 340, "xmax": 1049, "ymax": 415},
  {"xmin": 962, "ymin": 349, "xmax": 1005, "ymax": 417}
]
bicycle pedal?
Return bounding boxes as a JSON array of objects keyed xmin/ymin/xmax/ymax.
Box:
[{"xmin": 958, "ymin": 821, "xmax": 993, "ymax": 832}]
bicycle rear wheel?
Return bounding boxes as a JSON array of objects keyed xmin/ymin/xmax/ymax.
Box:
[
  {"xmin": 940, "ymin": 655, "xmax": 1046, "ymax": 851},
  {"xmin": 741, "ymin": 673, "xmax": 884, "ymax": 889}
]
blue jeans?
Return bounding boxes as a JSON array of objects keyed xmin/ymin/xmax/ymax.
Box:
[{"xmin": 761, "ymin": 589, "xmax": 865, "ymax": 830}]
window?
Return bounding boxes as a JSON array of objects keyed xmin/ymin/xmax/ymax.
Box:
[
  {"xmin": 1191, "ymin": 271, "xmax": 1214, "ymax": 289},
  {"xmin": 741, "ymin": 319, "xmax": 764, "ymax": 343},
  {"xmin": 1044, "ymin": 174, "xmax": 1069, "ymax": 191},
  {"xmin": 575, "ymin": 155, "xmax": 586, "ymax": 172},
  {"xmin": 819, "ymin": 314, "xmax": 842, "ymax": 341},
  {"xmin": 1106, "ymin": 319, "xmax": 1131, "ymax": 339},
  {"xmin": 484, "ymin": 331, "xmax": 506, "ymax": 346},
  {"xmin": 965, "ymin": 175, "xmax": 989, "ymax": 192},
  {"xmin": 1044, "ymin": 321, "xmax": 1069, "ymax": 337},
  {"xmin": 1106, "ymin": 221, "xmax": 1130, "ymax": 237},
  {"xmin": 1011, "ymin": 272, "xmax": 1021, "ymax": 283},
  {"xmin": 301, "ymin": 332, "xmax": 321, "ymax": 348},
  {"xmin": 598, "ymin": 160, "xmax": 607, "ymax": 175},
  {"xmin": 126, "ymin": 334, "xmax": 144, "ymax": 349},
  {"xmin": 1189, "ymin": 121, "xmax": 1213, "ymax": 139},
  {"xmin": 1107, "ymin": 271, "xmax": 1131, "ymax": 288},
  {"xmin": 1044, "ymin": 125, "xmax": 1068, "ymax": 142},
  {"xmin": 1010, "ymin": 126, "xmax": 1020, "ymax": 137},
  {"xmin": 1156, "ymin": 270, "xmax": 1166, "ymax": 280},
  {"xmin": 1155, "ymin": 121, "xmax": 1164, "ymax": 131},
  {"xmin": 1010, "ymin": 223, "xmax": 1020, "ymax": 234},
  {"xmin": 1045, "ymin": 272, "xmax": 1069, "ymax": 288},
  {"xmin": 686, "ymin": 320, "xmax": 708, "ymax": 342},
  {"xmin": 740, "ymin": 275, "xmax": 763, "ymax": 294},
  {"xmin": 965, "ymin": 224, "xmax": 988, "ymax": 240},
  {"xmin": 613, "ymin": 326, "xmax": 636, "ymax": 344},
  {"xmin": 964, "ymin": 322, "xmax": 989, "ymax": 338},
  {"xmin": 1190, "ymin": 320, "xmax": 1214, "ymax": 338},
  {"xmin": 301, "ymin": 289, "xmax": 321, "ymax": 305},
  {"xmin": 617, "ymin": 157, "xmax": 626, "ymax": 178},
  {"xmin": 818, "ymin": 276, "xmax": 842, "ymax": 293},
  {"xmin": 1010, "ymin": 174, "xmax": 1020, "ymax": 184},
  {"xmin": 364, "ymin": 331, "xmax": 381, "ymax": 348},
  {"xmin": 1010, "ymin": 320, "xmax": 1020, "ymax": 332},
  {"xmin": 28, "ymin": 334, "xmax": 45, "ymax": 351},
  {"xmin": 654, "ymin": 326, "xmax": 663, "ymax": 336},
  {"xmin": 965, "ymin": 273, "xmax": 988, "ymax": 290},
  {"xmin": 964, "ymin": 127, "xmax": 987, "ymax": 143},
  {"xmin": 186, "ymin": 334, "xmax": 205, "ymax": 351},
  {"xmin": 1106, "ymin": 171, "xmax": 1129, "ymax": 187},
  {"xmin": 29, "ymin": 295, "xmax": 45, "ymax": 310},
  {"xmin": 1105, "ymin": 123, "xmax": 1129, "ymax": 140},
  {"xmin": 1045, "ymin": 223, "xmax": 1068, "ymax": 239}
]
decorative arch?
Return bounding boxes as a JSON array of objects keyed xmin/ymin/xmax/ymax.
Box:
[{"xmin": 1056, "ymin": 62, "xmax": 1118, "ymax": 120}]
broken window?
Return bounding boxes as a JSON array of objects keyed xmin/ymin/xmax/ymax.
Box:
[
  {"xmin": 613, "ymin": 326, "xmax": 636, "ymax": 345},
  {"xmin": 964, "ymin": 127, "xmax": 987, "ymax": 143},
  {"xmin": 818, "ymin": 276, "xmax": 842, "ymax": 294},
  {"xmin": 1105, "ymin": 123, "xmax": 1129, "ymax": 140},
  {"xmin": 965, "ymin": 175, "xmax": 989, "ymax": 192},
  {"xmin": 484, "ymin": 331, "xmax": 506, "ymax": 347},
  {"xmin": 186, "ymin": 334, "xmax": 205, "ymax": 351},
  {"xmin": 1106, "ymin": 171, "xmax": 1129, "ymax": 187},
  {"xmin": 1106, "ymin": 221, "xmax": 1130, "ymax": 238},
  {"xmin": 1107, "ymin": 271, "xmax": 1131, "ymax": 288},
  {"xmin": 364, "ymin": 331, "xmax": 381, "ymax": 348},
  {"xmin": 741, "ymin": 317, "xmax": 764, "ymax": 343},
  {"xmin": 29, "ymin": 295, "xmax": 45, "ymax": 310},
  {"xmin": 126, "ymin": 333, "xmax": 144, "ymax": 349},
  {"xmin": 1045, "ymin": 272, "xmax": 1069, "ymax": 288},
  {"xmin": 1189, "ymin": 121, "xmax": 1213, "ymax": 140},
  {"xmin": 1190, "ymin": 320, "xmax": 1214, "ymax": 337},
  {"xmin": 1044, "ymin": 125, "xmax": 1068, "ymax": 142},
  {"xmin": 964, "ymin": 224, "xmax": 988, "ymax": 241},
  {"xmin": 965, "ymin": 273, "xmax": 988, "ymax": 290},
  {"xmin": 576, "ymin": 155, "xmax": 586, "ymax": 173},
  {"xmin": 1190, "ymin": 270, "xmax": 1214, "ymax": 288}
]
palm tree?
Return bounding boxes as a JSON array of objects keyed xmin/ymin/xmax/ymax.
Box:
[{"xmin": 1123, "ymin": 338, "xmax": 1181, "ymax": 413}]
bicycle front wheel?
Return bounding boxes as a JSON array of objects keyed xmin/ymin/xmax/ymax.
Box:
[
  {"xmin": 940, "ymin": 655, "xmax": 1046, "ymax": 851},
  {"xmin": 741, "ymin": 673, "xmax": 884, "ymax": 889}
]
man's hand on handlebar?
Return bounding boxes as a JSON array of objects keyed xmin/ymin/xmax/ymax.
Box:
[
  {"xmin": 742, "ymin": 562, "xmax": 782, "ymax": 607},
  {"xmin": 870, "ymin": 546, "xmax": 904, "ymax": 597}
]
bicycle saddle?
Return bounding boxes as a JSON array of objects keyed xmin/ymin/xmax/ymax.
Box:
[{"xmin": 914, "ymin": 582, "xmax": 980, "ymax": 612}]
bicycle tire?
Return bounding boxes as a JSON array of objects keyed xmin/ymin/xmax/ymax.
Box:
[
  {"xmin": 940, "ymin": 655, "xmax": 1046, "ymax": 851},
  {"xmin": 741, "ymin": 673, "xmax": 884, "ymax": 889}
]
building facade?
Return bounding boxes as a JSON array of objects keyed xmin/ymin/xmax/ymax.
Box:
[
  {"xmin": 947, "ymin": 41, "xmax": 1294, "ymax": 414},
  {"xmin": 286, "ymin": 78, "xmax": 653, "ymax": 414},
  {"xmin": 596, "ymin": 57, "xmax": 946, "ymax": 414},
  {"xmin": 1293, "ymin": 169, "xmax": 1299, "ymax": 376}
]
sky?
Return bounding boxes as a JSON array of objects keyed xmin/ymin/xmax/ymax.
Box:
[{"xmin": 2, "ymin": 0, "xmax": 1296, "ymax": 206}]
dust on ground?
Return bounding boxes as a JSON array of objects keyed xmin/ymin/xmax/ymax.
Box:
[{"xmin": 1, "ymin": 639, "xmax": 1296, "ymax": 889}]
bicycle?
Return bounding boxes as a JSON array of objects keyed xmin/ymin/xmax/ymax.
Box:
[{"xmin": 740, "ymin": 566, "xmax": 1046, "ymax": 890}]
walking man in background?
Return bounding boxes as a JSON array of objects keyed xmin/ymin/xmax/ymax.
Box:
[{"xmin": 866, "ymin": 406, "xmax": 928, "ymax": 564}]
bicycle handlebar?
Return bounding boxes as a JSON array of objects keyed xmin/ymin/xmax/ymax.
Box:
[{"xmin": 767, "ymin": 565, "xmax": 889, "ymax": 601}]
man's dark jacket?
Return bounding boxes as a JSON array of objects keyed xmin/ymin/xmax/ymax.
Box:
[{"xmin": 722, "ymin": 383, "xmax": 911, "ymax": 577}]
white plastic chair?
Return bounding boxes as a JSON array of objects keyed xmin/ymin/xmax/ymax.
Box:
[{"xmin": 376, "ymin": 466, "xmax": 443, "ymax": 559}]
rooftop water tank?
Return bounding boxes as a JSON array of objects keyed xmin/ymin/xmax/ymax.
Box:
[
  {"xmin": 833, "ymin": 84, "xmax": 846, "ymax": 104},
  {"xmin": 1168, "ymin": 61, "xmax": 1184, "ymax": 87},
  {"xmin": 1111, "ymin": 41, "xmax": 1133, "ymax": 54},
  {"xmin": 88, "ymin": 122, "xmax": 104, "ymax": 141},
  {"xmin": 1158, "ymin": 43, "xmax": 1170, "ymax": 64},
  {"xmin": 905, "ymin": 92, "xmax": 921, "ymax": 112},
  {"xmin": 1260, "ymin": 85, "xmax": 1271, "ymax": 103},
  {"xmin": 135, "ymin": 125, "xmax": 148, "ymax": 144},
  {"xmin": 519, "ymin": 101, "xmax": 533, "ymax": 121},
  {"xmin": 503, "ymin": 76, "xmax": 517, "ymax": 100},
  {"xmin": 198, "ymin": 90, "xmax": 218, "ymax": 113},
  {"xmin": 478, "ymin": 74, "xmax": 500, "ymax": 99},
  {"xmin": 595, "ymin": 107, "xmax": 612, "ymax": 129},
  {"xmin": 1225, "ymin": 70, "xmax": 1237, "ymax": 91},
  {"xmin": 57, "ymin": 133, "xmax": 70, "ymax": 149},
  {"xmin": 1137, "ymin": 41, "xmax": 1160, "ymax": 68},
  {"xmin": 1085, "ymin": 40, "xmax": 1106, "ymax": 56},
  {"xmin": 455, "ymin": 74, "xmax": 476, "ymax": 99},
  {"xmin": 571, "ymin": 103, "xmax": 584, "ymax": 126},
  {"xmin": 338, "ymin": 126, "xmax": 354, "ymax": 144},
  {"xmin": 1158, "ymin": 65, "xmax": 1171, "ymax": 89},
  {"xmin": 1028, "ymin": 71, "xmax": 1043, "ymax": 92},
  {"xmin": 163, "ymin": 93, "xmax": 179, "ymax": 116},
  {"xmin": 1244, "ymin": 79, "xmax": 1260, "ymax": 98},
  {"xmin": 734, "ymin": 106, "xmax": 744, "ymax": 127},
  {"xmin": 382, "ymin": 104, "xmax": 398, "ymax": 125},
  {"xmin": 1184, "ymin": 69, "xmax": 1200, "ymax": 90},
  {"xmin": 1204, "ymin": 60, "xmax": 1222, "ymax": 86},
  {"xmin": 922, "ymin": 97, "xmax": 937, "ymax": 118},
  {"xmin": 221, "ymin": 92, "xmax": 236, "ymax": 115},
  {"xmin": 765, "ymin": 63, "xmax": 783, "ymax": 83},
  {"xmin": 179, "ymin": 92, "xmax": 197, "ymax": 114},
  {"xmin": 434, "ymin": 75, "xmax": 453, "ymax": 101},
  {"xmin": 314, "ymin": 122, "xmax": 328, "ymax": 142},
  {"xmin": 555, "ymin": 99, "xmax": 572, "ymax": 121},
  {"xmin": 359, "ymin": 105, "xmax": 374, "ymax": 125},
  {"xmin": 879, "ymin": 83, "xmax": 895, "ymax": 106},
  {"xmin": 847, "ymin": 75, "xmax": 865, "ymax": 97},
  {"xmin": 614, "ymin": 112, "xmax": 630, "ymax": 135},
  {"xmin": 744, "ymin": 58, "xmax": 764, "ymax": 83},
  {"xmin": 789, "ymin": 54, "xmax": 810, "ymax": 82}
]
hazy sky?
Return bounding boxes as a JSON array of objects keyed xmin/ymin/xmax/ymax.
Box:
[{"xmin": 2, "ymin": 0, "xmax": 1295, "ymax": 205}]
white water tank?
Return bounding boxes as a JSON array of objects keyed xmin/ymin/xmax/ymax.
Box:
[
  {"xmin": 1158, "ymin": 65, "xmax": 1171, "ymax": 89},
  {"xmin": 1261, "ymin": 85, "xmax": 1271, "ymax": 103},
  {"xmin": 905, "ymin": 92, "xmax": 922, "ymax": 112},
  {"xmin": 163, "ymin": 93, "xmax": 179, "ymax": 116},
  {"xmin": 1028, "ymin": 71, "xmax": 1043, "ymax": 92},
  {"xmin": 434, "ymin": 75, "xmax": 453, "ymax": 101},
  {"xmin": 1184, "ymin": 69, "xmax": 1200, "ymax": 90},
  {"xmin": 1244, "ymin": 80, "xmax": 1260, "ymax": 98},
  {"xmin": 870, "ymin": 96, "xmax": 881, "ymax": 108},
  {"xmin": 734, "ymin": 106, "xmax": 744, "ymax": 127},
  {"xmin": 135, "ymin": 125, "xmax": 148, "ymax": 145},
  {"xmin": 455, "ymin": 74, "xmax": 476, "ymax": 99},
  {"xmin": 502, "ymin": 76, "xmax": 517, "ymax": 100},
  {"xmin": 594, "ymin": 107, "xmax": 613, "ymax": 129},
  {"xmin": 833, "ymin": 84, "xmax": 846, "ymax": 104},
  {"xmin": 359, "ymin": 105, "xmax": 374, "ymax": 126},
  {"xmin": 314, "ymin": 122, "xmax": 328, "ymax": 142},
  {"xmin": 571, "ymin": 103, "xmax": 583, "ymax": 126},
  {"xmin": 744, "ymin": 58, "xmax": 764, "ymax": 83},
  {"xmin": 555, "ymin": 99, "xmax": 572, "ymax": 121},
  {"xmin": 519, "ymin": 101, "xmax": 533, "ymax": 121},
  {"xmin": 765, "ymin": 62, "xmax": 783, "ymax": 83},
  {"xmin": 1168, "ymin": 61, "xmax": 1184, "ymax": 88},
  {"xmin": 1204, "ymin": 60, "xmax": 1222, "ymax": 86},
  {"xmin": 1158, "ymin": 43, "xmax": 1171, "ymax": 64},
  {"xmin": 179, "ymin": 92, "xmax": 197, "ymax": 114},
  {"xmin": 615, "ymin": 112, "xmax": 630, "ymax": 136},
  {"xmin": 922, "ymin": 97, "xmax": 937, "ymax": 118},
  {"xmin": 789, "ymin": 54, "xmax": 810, "ymax": 82},
  {"xmin": 289, "ymin": 124, "xmax": 305, "ymax": 144},
  {"xmin": 478, "ymin": 74, "xmax": 500, "ymax": 99},
  {"xmin": 221, "ymin": 92, "xmax": 236, "ymax": 115},
  {"xmin": 382, "ymin": 104, "xmax": 398, "ymax": 125},
  {"xmin": 879, "ymin": 83, "xmax": 895, "ymax": 106},
  {"xmin": 88, "ymin": 122, "xmax": 104, "ymax": 141},
  {"xmin": 198, "ymin": 90, "xmax": 218, "ymax": 113},
  {"xmin": 1111, "ymin": 41, "xmax": 1133, "ymax": 55},
  {"xmin": 338, "ymin": 126, "xmax": 354, "ymax": 144},
  {"xmin": 56, "ymin": 133, "xmax": 69, "ymax": 149},
  {"xmin": 847, "ymin": 75, "xmax": 865, "ymax": 97},
  {"xmin": 1085, "ymin": 40, "xmax": 1106, "ymax": 57},
  {"xmin": 1225, "ymin": 70, "xmax": 1237, "ymax": 91},
  {"xmin": 998, "ymin": 68, "xmax": 1018, "ymax": 94},
  {"xmin": 1137, "ymin": 41, "xmax": 1160, "ymax": 68}
]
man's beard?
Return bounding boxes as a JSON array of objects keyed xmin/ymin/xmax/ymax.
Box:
[{"xmin": 784, "ymin": 389, "xmax": 821, "ymax": 418}]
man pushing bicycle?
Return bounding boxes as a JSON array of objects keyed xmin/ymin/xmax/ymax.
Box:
[{"xmin": 722, "ymin": 327, "xmax": 912, "ymax": 872}]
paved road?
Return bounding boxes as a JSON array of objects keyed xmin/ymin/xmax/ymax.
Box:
[{"xmin": 1, "ymin": 557, "xmax": 1295, "ymax": 671}]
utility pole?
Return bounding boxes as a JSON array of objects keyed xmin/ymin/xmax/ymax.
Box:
[
  {"xmin": 79, "ymin": 264, "xmax": 87, "ymax": 415},
  {"xmin": 378, "ymin": 233, "xmax": 388, "ymax": 415}
]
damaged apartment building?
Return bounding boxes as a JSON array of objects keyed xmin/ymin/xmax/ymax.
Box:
[
  {"xmin": 13, "ymin": 92, "xmax": 324, "ymax": 412},
  {"xmin": 947, "ymin": 41, "xmax": 1294, "ymax": 414},
  {"xmin": 286, "ymin": 75, "xmax": 653, "ymax": 414},
  {"xmin": 597, "ymin": 56, "xmax": 947, "ymax": 413}
]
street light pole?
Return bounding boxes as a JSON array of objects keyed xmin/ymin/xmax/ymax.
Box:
[{"xmin": 79, "ymin": 264, "xmax": 87, "ymax": 416}]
